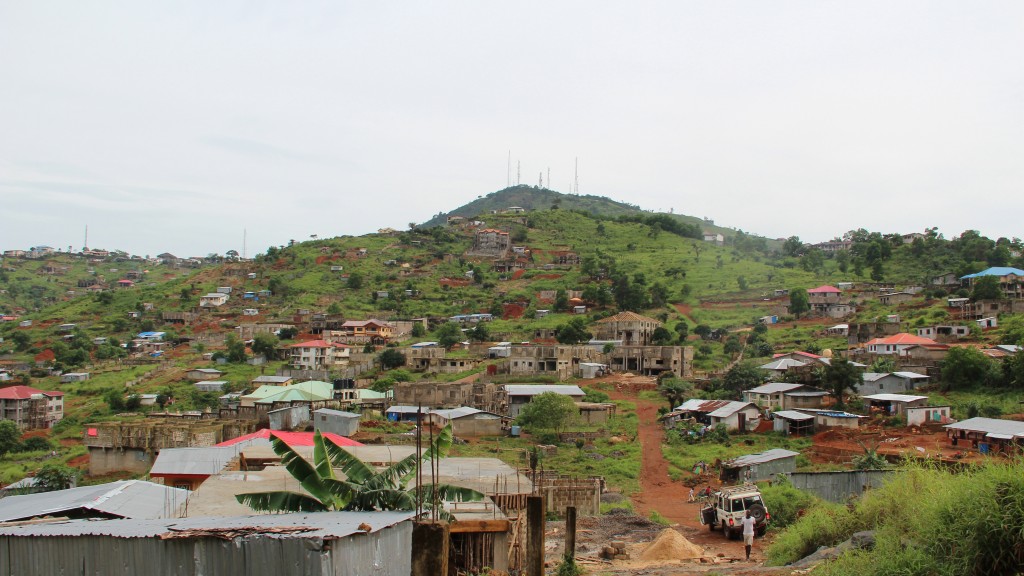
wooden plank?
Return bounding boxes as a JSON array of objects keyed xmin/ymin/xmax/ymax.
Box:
[{"xmin": 449, "ymin": 520, "xmax": 511, "ymax": 533}]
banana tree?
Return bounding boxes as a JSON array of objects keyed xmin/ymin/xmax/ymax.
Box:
[{"xmin": 236, "ymin": 423, "xmax": 484, "ymax": 514}]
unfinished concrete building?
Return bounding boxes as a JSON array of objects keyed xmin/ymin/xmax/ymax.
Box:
[
  {"xmin": 467, "ymin": 228, "xmax": 511, "ymax": 258},
  {"xmin": 605, "ymin": 345, "xmax": 694, "ymax": 378},
  {"xmin": 505, "ymin": 345, "xmax": 601, "ymax": 380},
  {"xmin": 83, "ymin": 419, "xmax": 257, "ymax": 476},
  {"xmin": 403, "ymin": 346, "xmax": 481, "ymax": 374},
  {"xmin": 392, "ymin": 381, "xmax": 506, "ymax": 414},
  {"xmin": 594, "ymin": 311, "xmax": 662, "ymax": 345}
]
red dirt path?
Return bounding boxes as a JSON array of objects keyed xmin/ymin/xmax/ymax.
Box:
[{"xmin": 600, "ymin": 378, "xmax": 761, "ymax": 563}]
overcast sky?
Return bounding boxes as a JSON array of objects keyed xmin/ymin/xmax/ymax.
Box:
[{"xmin": 2, "ymin": 1, "xmax": 1022, "ymax": 257}]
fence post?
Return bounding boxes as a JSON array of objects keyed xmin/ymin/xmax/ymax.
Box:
[{"xmin": 526, "ymin": 495, "xmax": 545, "ymax": 576}]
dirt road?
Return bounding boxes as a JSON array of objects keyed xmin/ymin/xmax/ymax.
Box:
[{"xmin": 600, "ymin": 382, "xmax": 779, "ymax": 571}]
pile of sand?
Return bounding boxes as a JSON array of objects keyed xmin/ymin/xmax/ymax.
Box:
[{"xmin": 639, "ymin": 528, "xmax": 705, "ymax": 561}]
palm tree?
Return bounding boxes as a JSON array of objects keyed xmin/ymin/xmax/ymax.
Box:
[
  {"xmin": 236, "ymin": 424, "xmax": 484, "ymax": 514},
  {"xmin": 657, "ymin": 377, "xmax": 693, "ymax": 410}
]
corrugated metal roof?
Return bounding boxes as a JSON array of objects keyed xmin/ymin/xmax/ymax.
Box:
[
  {"xmin": 726, "ymin": 449, "xmax": 800, "ymax": 467},
  {"xmin": 150, "ymin": 446, "xmax": 242, "ymax": 476},
  {"xmin": 0, "ymin": 480, "xmax": 189, "ymax": 523},
  {"xmin": 862, "ymin": 394, "xmax": 928, "ymax": 403},
  {"xmin": 0, "ymin": 510, "xmax": 415, "ymax": 539},
  {"xmin": 785, "ymin": 390, "xmax": 830, "ymax": 397},
  {"xmin": 892, "ymin": 372, "xmax": 929, "ymax": 379},
  {"xmin": 252, "ymin": 375, "xmax": 293, "ymax": 383},
  {"xmin": 708, "ymin": 401, "xmax": 757, "ymax": 418},
  {"xmin": 432, "ymin": 407, "xmax": 486, "ymax": 419},
  {"xmin": 314, "ymin": 408, "xmax": 360, "ymax": 418},
  {"xmin": 773, "ymin": 410, "xmax": 815, "ymax": 421},
  {"xmin": 674, "ymin": 399, "xmax": 732, "ymax": 413},
  {"xmin": 960, "ymin": 267, "xmax": 1024, "ymax": 279},
  {"xmin": 386, "ymin": 405, "xmax": 430, "ymax": 414},
  {"xmin": 758, "ymin": 358, "xmax": 807, "ymax": 371},
  {"xmin": 504, "ymin": 384, "xmax": 585, "ymax": 396},
  {"xmin": 746, "ymin": 382, "xmax": 804, "ymax": 394},
  {"xmin": 944, "ymin": 417, "xmax": 1024, "ymax": 438}
]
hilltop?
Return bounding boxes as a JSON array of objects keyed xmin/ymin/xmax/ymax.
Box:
[{"xmin": 419, "ymin": 185, "xmax": 741, "ymax": 240}]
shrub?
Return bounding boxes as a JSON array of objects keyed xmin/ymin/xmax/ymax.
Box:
[{"xmin": 760, "ymin": 479, "xmax": 818, "ymax": 529}]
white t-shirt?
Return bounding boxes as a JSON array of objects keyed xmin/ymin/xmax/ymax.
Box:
[{"xmin": 741, "ymin": 515, "xmax": 757, "ymax": 535}]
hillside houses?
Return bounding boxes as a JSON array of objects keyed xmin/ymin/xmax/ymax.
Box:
[{"xmin": 960, "ymin": 267, "xmax": 1024, "ymax": 299}]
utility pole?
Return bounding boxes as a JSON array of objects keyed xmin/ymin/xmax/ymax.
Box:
[{"xmin": 517, "ymin": 161, "xmax": 521, "ymax": 186}]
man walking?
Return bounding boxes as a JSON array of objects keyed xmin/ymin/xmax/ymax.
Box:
[{"xmin": 741, "ymin": 509, "xmax": 756, "ymax": 561}]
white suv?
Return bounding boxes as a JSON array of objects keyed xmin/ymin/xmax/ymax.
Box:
[{"xmin": 698, "ymin": 484, "xmax": 769, "ymax": 539}]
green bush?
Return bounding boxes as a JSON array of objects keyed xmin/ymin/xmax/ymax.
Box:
[{"xmin": 760, "ymin": 479, "xmax": 818, "ymax": 530}]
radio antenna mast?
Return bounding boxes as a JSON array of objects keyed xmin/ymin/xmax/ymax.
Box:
[{"xmin": 574, "ymin": 157, "xmax": 579, "ymax": 194}]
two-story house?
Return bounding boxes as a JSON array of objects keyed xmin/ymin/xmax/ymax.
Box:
[
  {"xmin": 288, "ymin": 340, "xmax": 352, "ymax": 370},
  {"xmin": 0, "ymin": 386, "xmax": 64, "ymax": 429}
]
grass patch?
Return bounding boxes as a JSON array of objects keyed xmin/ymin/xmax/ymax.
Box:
[
  {"xmin": 662, "ymin": 431, "xmax": 812, "ymax": 482},
  {"xmin": 767, "ymin": 460, "xmax": 1024, "ymax": 574},
  {"xmin": 648, "ymin": 510, "xmax": 672, "ymax": 526}
]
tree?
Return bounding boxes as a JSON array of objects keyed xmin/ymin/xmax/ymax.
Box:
[
  {"xmin": 34, "ymin": 463, "xmax": 80, "ymax": 491},
  {"xmin": 657, "ymin": 378, "xmax": 693, "ymax": 410},
  {"xmin": 346, "ymin": 272, "xmax": 364, "ymax": 290},
  {"xmin": 651, "ymin": 326, "xmax": 674, "ymax": 346},
  {"xmin": 723, "ymin": 335, "xmax": 743, "ymax": 355},
  {"xmin": 555, "ymin": 318, "xmax": 592, "ymax": 345},
  {"xmin": 21, "ymin": 436, "xmax": 53, "ymax": 452},
  {"xmin": 675, "ymin": 322, "xmax": 689, "ymax": 342},
  {"xmin": 469, "ymin": 323, "xmax": 490, "ymax": 342},
  {"xmin": 940, "ymin": 346, "xmax": 997, "ymax": 390},
  {"xmin": 125, "ymin": 394, "xmax": 143, "ymax": 411},
  {"xmin": 554, "ymin": 289, "xmax": 569, "ymax": 312},
  {"xmin": 378, "ymin": 348, "xmax": 406, "ymax": 370},
  {"xmin": 516, "ymin": 392, "xmax": 578, "ymax": 432},
  {"xmin": 737, "ymin": 276, "xmax": 748, "ymax": 290},
  {"xmin": 105, "ymin": 389, "xmax": 126, "ymax": 412},
  {"xmin": 1001, "ymin": 351, "xmax": 1024, "ymax": 389},
  {"xmin": 411, "ymin": 322, "xmax": 426, "ymax": 337},
  {"xmin": 251, "ymin": 332, "xmax": 280, "ymax": 360},
  {"xmin": 789, "ymin": 289, "xmax": 810, "ymax": 318},
  {"xmin": 326, "ymin": 302, "xmax": 342, "ymax": 315},
  {"xmin": 722, "ymin": 361, "xmax": 767, "ymax": 396},
  {"xmin": 10, "ymin": 331, "xmax": 30, "ymax": 351},
  {"xmin": 435, "ymin": 322, "xmax": 464, "ymax": 349},
  {"xmin": 971, "ymin": 275, "xmax": 1002, "ymax": 301},
  {"xmin": 225, "ymin": 335, "xmax": 248, "ymax": 363},
  {"xmin": 237, "ymin": 425, "xmax": 482, "ymax": 514},
  {"xmin": 693, "ymin": 324, "xmax": 712, "ymax": 340},
  {"xmin": 821, "ymin": 358, "xmax": 862, "ymax": 409},
  {"xmin": 783, "ymin": 236, "xmax": 804, "ymax": 257},
  {"xmin": 870, "ymin": 260, "xmax": 885, "ymax": 281},
  {"xmin": 0, "ymin": 420, "xmax": 20, "ymax": 457}
]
